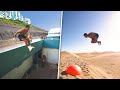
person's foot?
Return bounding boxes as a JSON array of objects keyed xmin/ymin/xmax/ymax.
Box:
[
  {"xmin": 28, "ymin": 46, "xmax": 32, "ymax": 51},
  {"xmin": 28, "ymin": 45, "xmax": 35, "ymax": 51},
  {"xmin": 31, "ymin": 46, "xmax": 35, "ymax": 49},
  {"xmin": 98, "ymin": 41, "xmax": 101, "ymax": 45}
]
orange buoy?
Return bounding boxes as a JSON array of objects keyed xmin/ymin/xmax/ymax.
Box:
[{"xmin": 66, "ymin": 65, "xmax": 82, "ymax": 76}]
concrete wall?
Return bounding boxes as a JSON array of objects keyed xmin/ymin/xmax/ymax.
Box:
[
  {"xmin": 0, "ymin": 37, "xmax": 60, "ymax": 78},
  {"xmin": 42, "ymin": 48, "xmax": 59, "ymax": 64},
  {"xmin": 0, "ymin": 40, "xmax": 43, "ymax": 78},
  {"xmin": 1, "ymin": 56, "xmax": 33, "ymax": 79},
  {"xmin": 0, "ymin": 38, "xmax": 20, "ymax": 47},
  {"xmin": 42, "ymin": 38, "xmax": 60, "ymax": 64},
  {"xmin": 43, "ymin": 39, "xmax": 60, "ymax": 49}
]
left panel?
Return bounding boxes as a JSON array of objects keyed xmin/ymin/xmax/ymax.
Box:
[{"xmin": 0, "ymin": 11, "xmax": 62, "ymax": 79}]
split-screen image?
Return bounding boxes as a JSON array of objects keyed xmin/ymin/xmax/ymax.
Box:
[{"xmin": 0, "ymin": 11, "xmax": 120, "ymax": 79}]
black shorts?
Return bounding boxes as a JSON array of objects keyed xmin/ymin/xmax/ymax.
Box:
[{"xmin": 18, "ymin": 33, "xmax": 26, "ymax": 41}]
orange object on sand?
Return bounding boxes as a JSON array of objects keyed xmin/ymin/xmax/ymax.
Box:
[{"xmin": 66, "ymin": 65, "xmax": 82, "ymax": 76}]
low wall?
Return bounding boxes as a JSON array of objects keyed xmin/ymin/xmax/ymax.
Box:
[
  {"xmin": 42, "ymin": 48, "xmax": 59, "ymax": 64},
  {"xmin": 0, "ymin": 38, "xmax": 60, "ymax": 78},
  {"xmin": 43, "ymin": 39, "xmax": 60, "ymax": 49},
  {"xmin": 0, "ymin": 40, "xmax": 43, "ymax": 78},
  {"xmin": 1, "ymin": 56, "xmax": 33, "ymax": 79}
]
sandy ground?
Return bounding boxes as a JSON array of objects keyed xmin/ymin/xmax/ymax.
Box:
[
  {"xmin": 23, "ymin": 62, "xmax": 58, "ymax": 79},
  {"xmin": 59, "ymin": 51, "xmax": 120, "ymax": 79}
]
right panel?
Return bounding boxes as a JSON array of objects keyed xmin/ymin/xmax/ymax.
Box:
[{"xmin": 59, "ymin": 11, "xmax": 120, "ymax": 79}]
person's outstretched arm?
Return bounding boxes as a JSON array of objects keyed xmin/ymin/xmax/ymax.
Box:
[{"xmin": 14, "ymin": 29, "xmax": 24, "ymax": 37}]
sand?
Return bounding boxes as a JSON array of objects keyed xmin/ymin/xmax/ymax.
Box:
[{"xmin": 59, "ymin": 51, "xmax": 120, "ymax": 79}]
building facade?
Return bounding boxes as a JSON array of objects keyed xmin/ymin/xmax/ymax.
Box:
[
  {"xmin": 25, "ymin": 18, "xmax": 31, "ymax": 24},
  {"xmin": 0, "ymin": 11, "xmax": 31, "ymax": 24},
  {"xmin": 0, "ymin": 11, "xmax": 5, "ymax": 18}
]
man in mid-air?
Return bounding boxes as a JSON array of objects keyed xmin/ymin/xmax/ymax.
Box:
[{"xmin": 83, "ymin": 32, "xmax": 101, "ymax": 45}]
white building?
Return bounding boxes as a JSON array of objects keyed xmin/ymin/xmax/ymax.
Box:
[
  {"xmin": 47, "ymin": 28, "xmax": 61, "ymax": 39},
  {"xmin": 10, "ymin": 11, "xmax": 16, "ymax": 20},
  {"xmin": 4, "ymin": 11, "xmax": 10, "ymax": 19},
  {"xmin": 17, "ymin": 11, "xmax": 21, "ymax": 20},
  {"xmin": 42, "ymin": 28, "xmax": 61, "ymax": 64},
  {"xmin": 20, "ymin": 15, "xmax": 24, "ymax": 21},
  {"xmin": 0, "ymin": 11, "xmax": 31, "ymax": 24},
  {"xmin": 0, "ymin": 11, "xmax": 5, "ymax": 18},
  {"xmin": 14, "ymin": 11, "xmax": 20, "ymax": 20},
  {"xmin": 25, "ymin": 18, "xmax": 31, "ymax": 24}
]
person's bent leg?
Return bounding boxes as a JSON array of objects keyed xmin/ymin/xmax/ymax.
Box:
[
  {"xmin": 26, "ymin": 38, "xmax": 35, "ymax": 48},
  {"xmin": 26, "ymin": 38, "xmax": 35, "ymax": 51},
  {"xmin": 21, "ymin": 38, "xmax": 34, "ymax": 51},
  {"xmin": 97, "ymin": 41, "xmax": 101, "ymax": 45},
  {"xmin": 91, "ymin": 39, "xmax": 97, "ymax": 43},
  {"xmin": 25, "ymin": 38, "xmax": 30, "ymax": 46},
  {"xmin": 21, "ymin": 38, "xmax": 29, "ymax": 46}
]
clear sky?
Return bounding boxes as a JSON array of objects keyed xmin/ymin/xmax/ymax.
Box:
[
  {"xmin": 20, "ymin": 11, "xmax": 62, "ymax": 31},
  {"xmin": 61, "ymin": 11, "xmax": 120, "ymax": 53}
]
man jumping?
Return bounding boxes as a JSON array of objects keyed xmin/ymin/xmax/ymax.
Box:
[
  {"xmin": 14, "ymin": 25, "xmax": 35, "ymax": 51},
  {"xmin": 83, "ymin": 32, "xmax": 101, "ymax": 45}
]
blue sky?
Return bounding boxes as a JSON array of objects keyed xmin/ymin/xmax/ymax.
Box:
[
  {"xmin": 20, "ymin": 11, "xmax": 62, "ymax": 31},
  {"xmin": 61, "ymin": 11, "xmax": 120, "ymax": 52}
]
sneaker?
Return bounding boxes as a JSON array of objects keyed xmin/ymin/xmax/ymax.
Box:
[
  {"xmin": 98, "ymin": 41, "xmax": 101, "ymax": 45},
  {"xmin": 28, "ymin": 46, "xmax": 33, "ymax": 51},
  {"xmin": 31, "ymin": 46, "xmax": 35, "ymax": 48}
]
